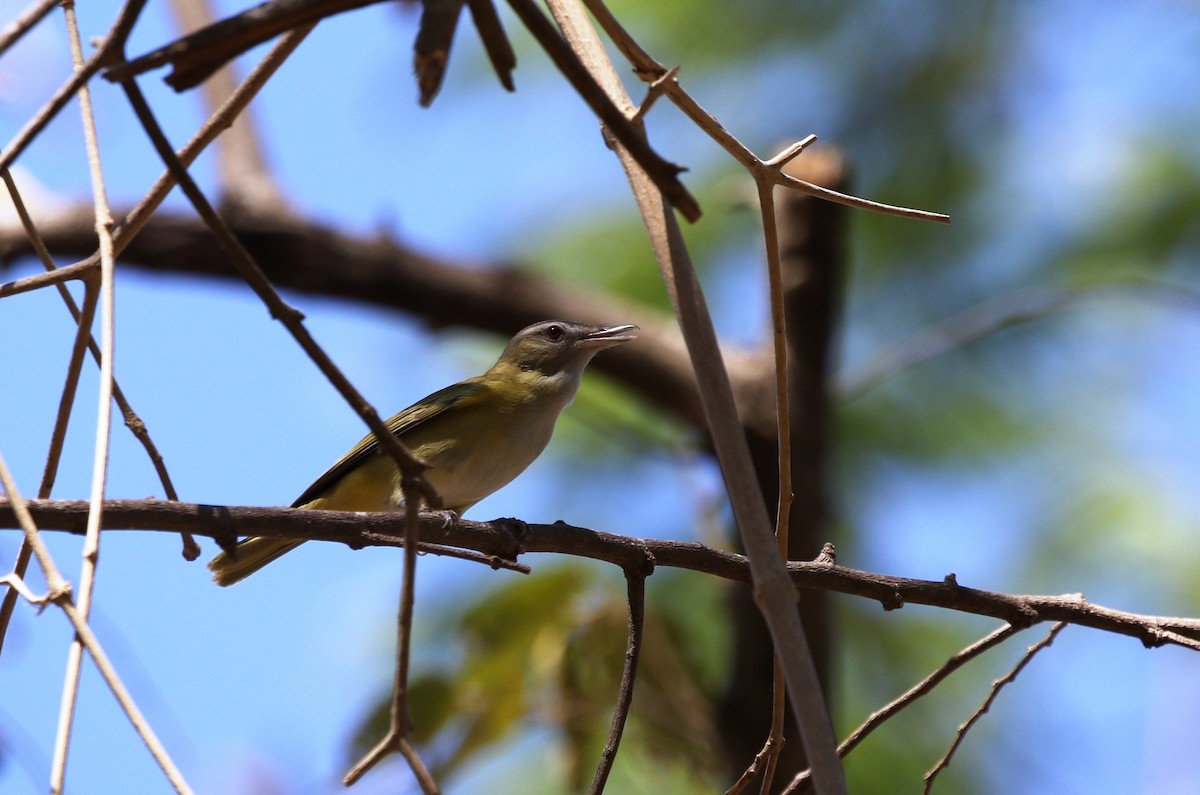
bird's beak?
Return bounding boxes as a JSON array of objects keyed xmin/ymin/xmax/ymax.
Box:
[{"xmin": 578, "ymin": 323, "xmax": 639, "ymax": 350}]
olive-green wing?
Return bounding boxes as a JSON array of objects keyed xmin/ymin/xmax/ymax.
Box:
[{"xmin": 291, "ymin": 378, "xmax": 491, "ymax": 507}]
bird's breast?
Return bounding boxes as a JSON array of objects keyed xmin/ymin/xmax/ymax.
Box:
[{"xmin": 403, "ymin": 395, "xmax": 563, "ymax": 511}]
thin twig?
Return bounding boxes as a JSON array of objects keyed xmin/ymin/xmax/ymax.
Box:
[
  {"xmin": 51, "ymin": 2, "xmax": 121, "ymax": 787},
  {"xmin": 343, "ymin": 485, "xmax": 438, "ymax": 791},
  {"xmin": 542, "ymin": 3, "xmax": 846, "ymax": 792},
  {"xmin": 756, "ymin": 168, "xmax": 792, "ymax": 795},
  {"xmin": 589, "ymin": 565, "xmax": 650, "ymax": 794},
  {"xmin": 0, "ymin": 0, "xmax": 150, "ymax": 174},
  {"xmin": 923, "ymin": 622, "xmax": 1068, "ymax": 794},
  {"xmin": 0, "ymin": 0, "xmax": 59, "ymax": 56},
  {"xmin": 0, "ymin": 165, "xmax": 100, "ymax": 655},
  {"xmin": 725, "ymin": 733, "xmax": 785, "ymax": 795},
  {"xmin": 0, "ymin": 458, "xmax": 193, "ymax": 794},
  {"xmin": 415, "ymin": 542, "xmax": 531, "ymax": 574},
  {"xmin": 0, "ymin": 260, "xmax": 98, "ymax": 297},
  {"xmin": 0, "ymin": 280, "xmax": 98, "ymax": 657},
  {"xmin": 782, "ymin": 623, "xmax": 1023, "ymax": 794},
  {"xmin": 112, "ymin": 23, "xmax": 315, "ymax": 257},
  {"xmin": 36, "ymin": 278, "xmax": 100, "ymax": 501}
]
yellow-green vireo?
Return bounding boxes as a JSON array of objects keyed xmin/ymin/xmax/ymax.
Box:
[{"xmin": 208, "ymin": 320, "xmax": 638, "ymax": 586}]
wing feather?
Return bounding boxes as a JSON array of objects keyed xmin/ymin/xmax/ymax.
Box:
[{"xmin": 291, "ymin": 378, "xmax": 492, "ymax": 507}]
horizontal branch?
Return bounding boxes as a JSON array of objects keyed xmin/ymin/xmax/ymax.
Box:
[
  {"xmin": 6, "ymin": 498, "xmax": 1200, "ymax": 651},
  {"xmin": 0, "ymin": 208, "xmax": 765, "ymax": 433}
]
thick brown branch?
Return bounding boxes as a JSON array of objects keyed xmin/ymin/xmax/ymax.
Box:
[
  {"xmin": 0, "ymin": 207, "xmax": 764, "ymax": 433},
  {"xmin": 8, "ymin": 499, "xmax": 1200, "ymax": 651}
]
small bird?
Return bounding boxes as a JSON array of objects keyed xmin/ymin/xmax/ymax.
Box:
[{"xmin": 208, "ymin": 320, "xmax": 638, "ymax": 586}]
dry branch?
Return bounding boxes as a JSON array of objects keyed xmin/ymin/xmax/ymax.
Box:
[
  {"xmin": 923, "ymin": 622, "xmax": 1068, "ymax": 793},
  {"xmin": 10, "ymin": 499, "xmax": 1200, "ymax": 652},
  {"xmin": 588, "ymin": 568, "xmax": 648, "ymax": 793}
]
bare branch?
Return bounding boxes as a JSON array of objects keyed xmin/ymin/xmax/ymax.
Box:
[
  {"xmin": 580, "ymin": 0, "xmax": 949, "ymax": 225},
  {"xmin": 783, "ymin": 623, "xmax": 1023, "ymax": 794},
  {"xmin": 0, "ymin": 206, "xmax": 765, "ymax": 435},
  {"xmin": 835, "ymin": 279, "xmax": 1200, "ymax": 399},
  {"xmin": 923, "ymin": 622, "xmax": 1068, "ymax": 793},
  {"xmin": 343, "ymin": 490, "xmax": 438, "ymax": 791},
  {"xmin": 9, "ymin": 501, "xmax": 1200, "ymax": 651},
  {"xmin": 589, "ymin": 564, "xmax": 651, "ymax": 794},
  {"xmin": 51, "ymin": 4, "xmax": 122, "ymax": 784},
  {"xmin": 0, "ymin": 0, "xmax": 58, "ymax": 57}
]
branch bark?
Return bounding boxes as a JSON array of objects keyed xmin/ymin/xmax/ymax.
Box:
[{"xmin": 7, "ymin": 499, "xmax": 1200, "ymax": 651}]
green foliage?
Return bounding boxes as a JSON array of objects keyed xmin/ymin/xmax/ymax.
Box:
[{"xmin": 349, "ymin": 565, "xmax": 729, "ymax": 790}]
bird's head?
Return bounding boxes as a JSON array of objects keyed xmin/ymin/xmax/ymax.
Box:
[{"xmin": 495, "ymin": 320, "xmax": 638, "ymax": 381}]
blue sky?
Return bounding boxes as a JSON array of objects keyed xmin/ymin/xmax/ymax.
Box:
[{"xmin": 3, "ymin": 2, "xmax": 1200, "ymax": 794}]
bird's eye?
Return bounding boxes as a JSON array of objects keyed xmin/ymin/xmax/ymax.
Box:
[{"xmin": 544, "ymin": 324, "xmax": 565, "ymax": 341}]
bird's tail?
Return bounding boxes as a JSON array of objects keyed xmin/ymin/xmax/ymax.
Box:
[{"xmin": 208, "ymin": 537, "xmax": 304, "ymax": 586}]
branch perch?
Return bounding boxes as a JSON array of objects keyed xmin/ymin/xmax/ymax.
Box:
[{"xmin": 9, "ymin": 499, "xmax": 1198, "ymax": 652}]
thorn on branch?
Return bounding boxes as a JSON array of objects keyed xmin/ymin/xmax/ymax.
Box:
[
  {"xmin": 1141, "ymin": 624, "xmax": 1168, "ymax": 649},
  {"xmin": 631, "ymin": 64, "xmax": 678, "ymax": 124},
  {"xmin": 764, "ymin": 135, "xmax": 818, "ymax": 170},
  {"xmin": 814, "ymin": 542, "xmax": 836, "ymax": 565}
]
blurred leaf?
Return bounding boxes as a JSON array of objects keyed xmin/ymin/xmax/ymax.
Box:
[{"xmin": 348, "ymin": 565, "xmax": 728, "ymax": 789}]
